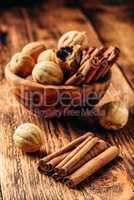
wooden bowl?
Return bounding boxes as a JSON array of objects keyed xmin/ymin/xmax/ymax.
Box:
[{"xmin": 5, "ymin": 64, "xmax": 111, "ymax": 118}]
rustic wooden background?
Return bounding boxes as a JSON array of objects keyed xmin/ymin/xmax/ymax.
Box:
[
  {"xmin": 79, "ymin": 0, "xmax": 134, "ymax": 91},
  {"xmin": 0, "ymin": 1, "xmax": 134, "ymax": 200}
]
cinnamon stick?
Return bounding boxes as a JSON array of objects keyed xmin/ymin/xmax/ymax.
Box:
[
  {"xmin": 80, "ymin": 47, "xmax": 96, "ymax": 66},
  {"xmin": 38, "ymin": 132, "xmax": 91, "ymax": 169},
  {"xmin": 65, "ymin": 47, "xmax": 106, "ymax": 85},
  {"xmin": 65, "ymin": 48, "xmax": 99, "ymax": 85},
  {"xmin": 55, "ymin": 135, "xmax": 94, "ymax": 174},
  {"xmin": 53, "ymin": 140, "xmax": 107, "ymax": 181},
  {"xmin": 52, "ymin": 173, "xmax": 61, "ymax": 181},
  {"xmin": 64, "ymin": 71, "xmax": 85, "ymax": 85},
  {"xmin": 63, "ymin": 146, "xmax": 119, "ymax": 188},
  {"xmin": 93, "ymin": 46, "xmax": 120, "ymax": 81},
  {"xmin": 55, "ymin": 137, "xmax": 99, "ymax": 177},
  {"xmin": 68, "ymin": 139, "xmax": 107, "ymax": 174},
  {"xmin": 102, "ymin": 46, "xmax": 120, "ymax": 77},
  {"xmin": 82, "ymin": 47, "xmax": 107, "ymax": 84},
  {"xmin": 38, "ymin": 152, "xmax": 70, "ymax": 174},
  {"xmin": 65, "ymin": 46, "xmax": 120, "ymax": 85}
]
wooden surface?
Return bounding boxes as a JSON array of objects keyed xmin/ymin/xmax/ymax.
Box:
[
  {"xmin": 79, "ymin": 1, "xmax": 134, "ymax": 90},
  {"xmin": 0, "ymin": 2, "xmax": 134, "ymax": 200}
]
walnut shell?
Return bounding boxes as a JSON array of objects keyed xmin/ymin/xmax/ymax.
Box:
[
  {"xmin": 10, "ymin": 52, "xmax": 35, "ymax": 77},
  {"xmin": 99, "ymin": 101, "xmax": 129, "ymax": 130},
  {"xmin": 58, "ymin": 31, "xmax": 89, "ymax": 50},
  {"xmin": 32, "ymin": 61, "xmax": 64, "ymax": 85},
  {"xmin": 37, "ymin": 49, "xmax": 59, "ymax": 64},
  {"xmin": 13, "ymin": 123, "xmax": 44, "ymax": 152},
  {"xmin": 22, "ymin": 41, "xmax": 46, "ymax": 62}
]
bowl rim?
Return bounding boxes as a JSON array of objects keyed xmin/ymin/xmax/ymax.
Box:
[{"xmin": 5, "ymin": 64, "xmax": 111, "ymax": 90}]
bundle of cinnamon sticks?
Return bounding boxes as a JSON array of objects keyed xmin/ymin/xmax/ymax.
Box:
[
  {"xmin": 38, "ymin": 132, "xmax": 119, "ymax": 188},
  {"xmin": 65, "ymin": 46, "xmax": 120, "ymax": 85},
  {"xmin": 57, "ymin": 46, "xmax": 120, "ymax": 86}
]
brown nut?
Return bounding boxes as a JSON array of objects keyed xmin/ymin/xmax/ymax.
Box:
[
  {"xmin": 22, "ymin": 41, "xmax": 46, "ymax": 62},
  {"xmin": 32, "ymin": 61, "xmax": 64, "ymax": 85},
  {"xmin": 58, "ymin": 31, "xmax": 89, "ymax": 50},
  {"xmin": 10, "ymin": 52, "xmax": 35, "ymax": 77},
  {"xmin": 37, "ymin": 49, "xmax": 59, "ymax": 64}
]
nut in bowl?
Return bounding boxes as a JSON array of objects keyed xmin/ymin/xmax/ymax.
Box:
[
  {"xmin": 5, "ymin": 31, "xmax": 120, "ymax": 118},
  {"xmin": 58, "ymin": 30, "xmax": 89, "ymax": 50},
  {"xmin": 5, "ymin": 64, "xmax": 111, "ymax": 118},
  {"xmin": 32, "ymin": 61, "xmax": 64, "ymax": 85},
  {"xmin": 10, "ymin": 52, "xmax": 35, "ymax": 77}
]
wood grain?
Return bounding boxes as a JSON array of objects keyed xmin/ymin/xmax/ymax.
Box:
[
  {"xmin": 79, "ymin": 2, "xmax": 134, "ymax": 90},
  {"xmin": 0, "ymin": 2, "xmax": 134, "ymax": 200}
]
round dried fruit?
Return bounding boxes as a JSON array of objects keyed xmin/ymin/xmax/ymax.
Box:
[
  {"xmin": 10, "ymin": 52, "xmax": 35, "ymax": 77},
  {"xmin": 58, "ymin": 30, "xmax": 89, "ymax": 50},
  {"xmin": 22, "ymin": 41, "xmax": 46, "ymax": 62},
  {"xmin": 37, "ymin": 49, "xmax": 59, "ymax": 64},
  {"xmin": 99, "ymin": 101, "xmax": 129, "ymax": 130},
  {"xmin": 13, "ymin": 123, "xmax": 44, "ymax": 152},
  {"xmin": 32, "ymin": 61, "xmax": 63, "ymax": 85}
]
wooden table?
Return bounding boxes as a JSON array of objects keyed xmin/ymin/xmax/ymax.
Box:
[{"xmin": 0, "ymin": 2, "xmax": 134, "ymax": 200}]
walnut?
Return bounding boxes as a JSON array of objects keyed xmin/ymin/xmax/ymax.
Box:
[
  {"xmin": 22, "ymin": 41, "xmax": 46, "ymax": 62},
  {"xmin": 99, "ymin": 101, "xmax": 129, "ymax": 130},
  {"xmin": 32, "ymin": 61, "xmax": 64, "ymax": 85},
  {"xmin": 10, "ymin": 52, "xmax": 35, "ymax": 77},
  {"xmin": 58, "ymin": 31, "xmax": 89, "ymax": 50},
  {"xmin": 13, "ymin": 123, "xmax": 44, "ymax": 152}
]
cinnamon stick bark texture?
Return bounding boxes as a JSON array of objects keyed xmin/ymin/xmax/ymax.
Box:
[
  {"xmin": 93, "ymin": 46, "xmax": 120, "ymax": 81},
  {"xmin": 38, "ymin": 132, "xmax": 91, "ymax": 170},
  {"xmin": 65, "ymin": 47, "xmax": 103, "ymax": 85},
  {"xmin": 58, "ymin": 137, "xmax": 99, "ymax": 177},
  {"xmin": 38, "ymin": 152, "xmax": 70, "ymax": 174},
  {"xmin": 83, "ymin": 47, "xmax": 107, "ymax": 84},
  {"xmin": 52, "ymin": 173, "xmax": 61, "ymax": 181},
  {"xmin": 55, "ymin": 135, "xmax": 94, "ymax": 174},
  {"xmin": 80, "ymin": 47, "xmax": 96, "ymax": 66},
  {"xmin": 63, "ymin": 146, "xmax": 119, "ymax": 188},
  {"xmin": 102, "ymin": 47, "xmax": 120, "ymax": 77},
  {"xmin": 65, "ymin": 46, "xmax": 120, "ymax": 85},
  {"xmin": 68, "ymin": 139, "xmax": 107, "ymax": 174},
  {"xmin": 53, "ymin": 139, "xmax": 107, "ymax": 180}
]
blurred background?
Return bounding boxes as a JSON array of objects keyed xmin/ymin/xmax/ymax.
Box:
[{"xmin": 0, "ymin": 0, "xmax": 134, "ymax": 89}]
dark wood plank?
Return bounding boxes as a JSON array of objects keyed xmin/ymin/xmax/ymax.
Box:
[
  {"xmin": 79, "ymin": 1, "xmax": 134, "ymax": 90},
  {"xmin": 0, "ymin": 3, "xmax": 134, "ymax": 200}
]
